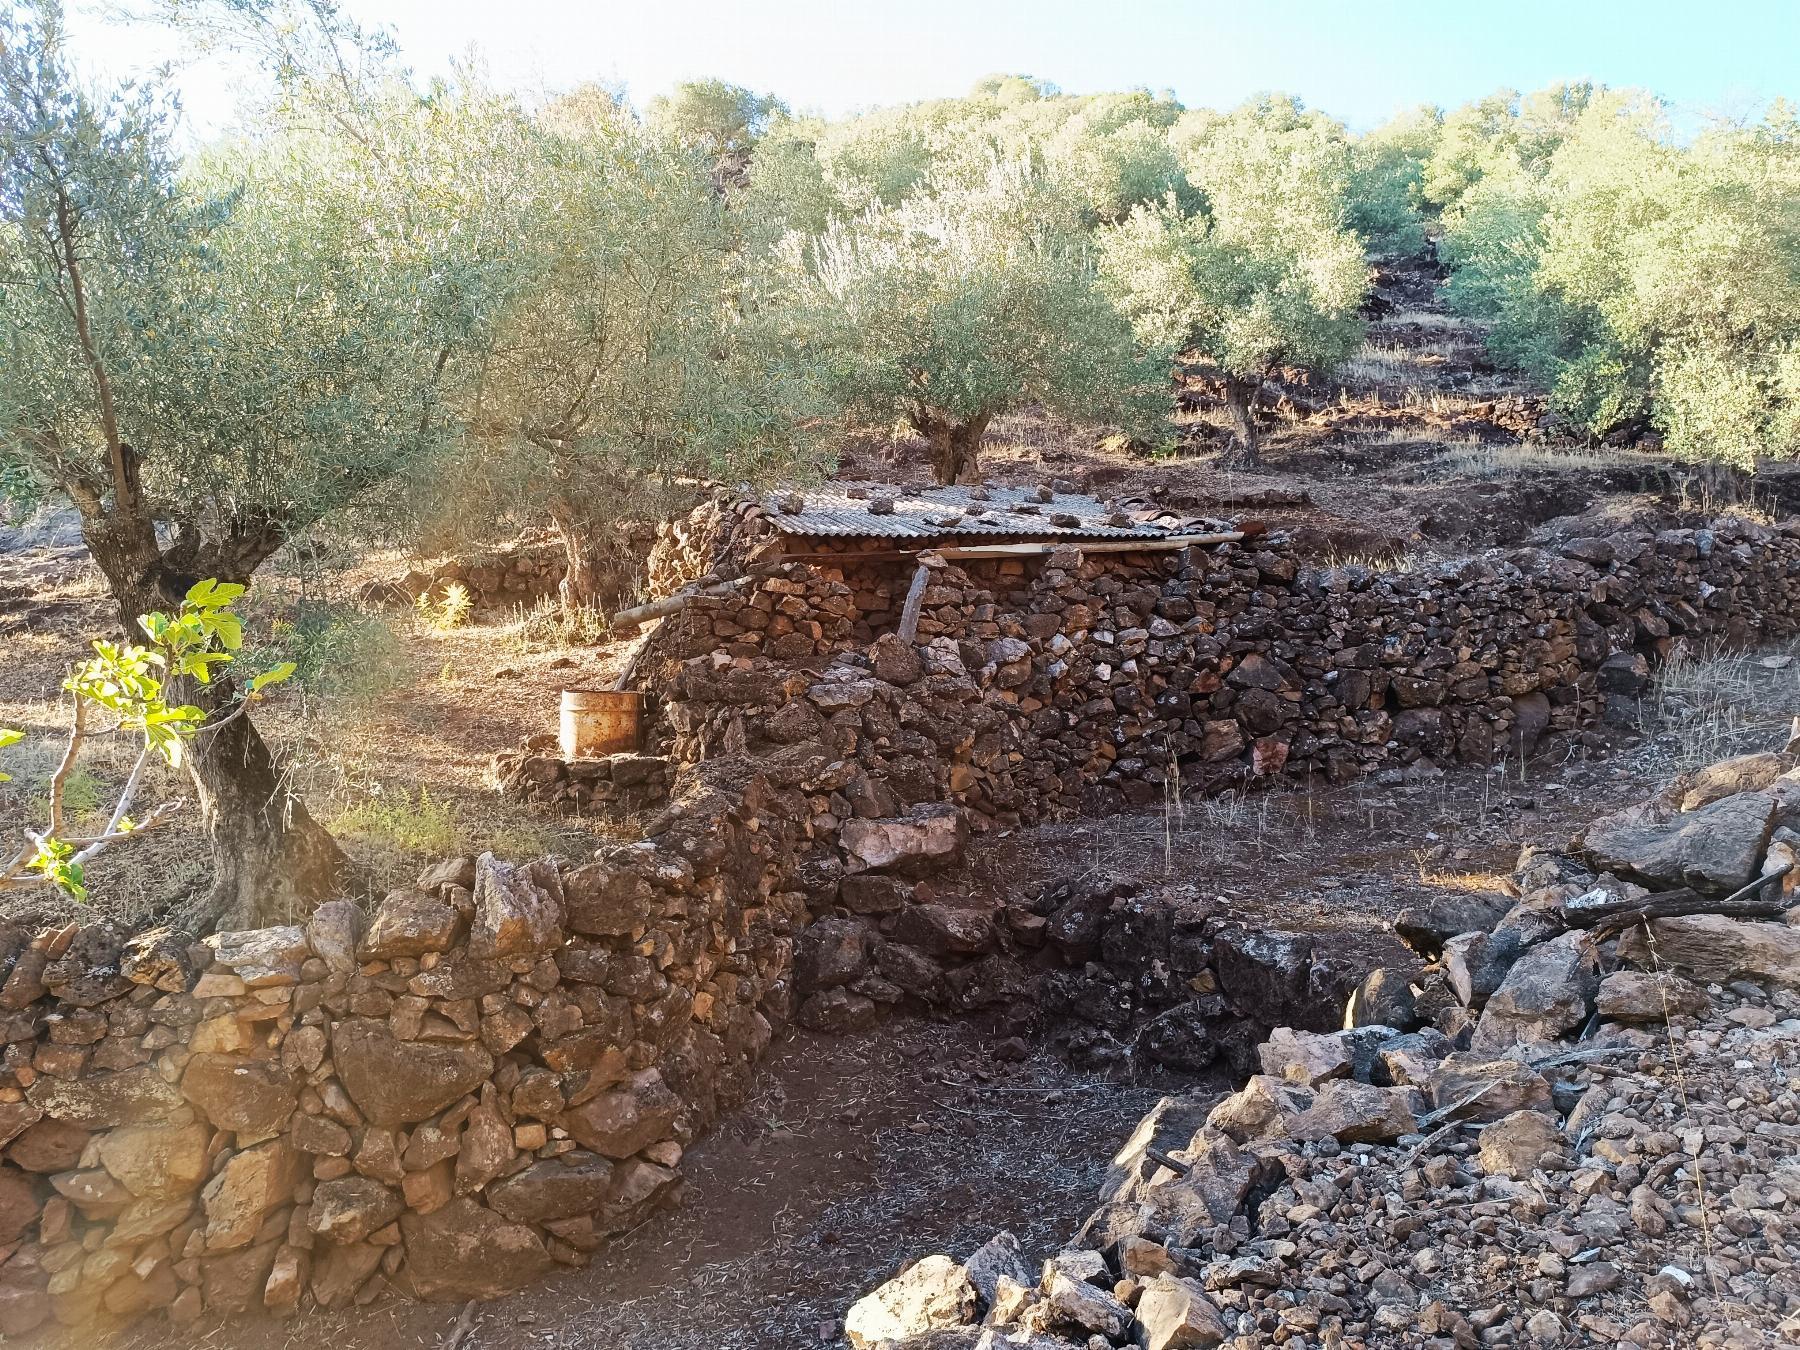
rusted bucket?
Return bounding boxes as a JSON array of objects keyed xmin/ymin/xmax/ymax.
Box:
[{"xmin": 559, "ymin": 689, "xmax": 641, "ymax": 759}]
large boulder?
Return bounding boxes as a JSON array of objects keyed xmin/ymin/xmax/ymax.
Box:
[
  {"xmin": 308, "ymin": 1176, "xmax": 404, "ymax": 1244},
  {"xmin": 1680, "ymin": 753, "xmax": 1788, "ymax": 811},
  {"xmin": 358, "ymin": 888, "xmax": 463, "ymax": 960},
  {"xmin": 891, "ymin": 901, "xmax": 996, "ymax": 957},
  {"xmin": 468, "ymin": 854, "xmax": 563, "ymax": 959},
  {"xmin": 1205, "ymin": 1075, "xmax": 1313, "ymax": 1144},
  {"xmin": 796, "ymin": 988, "xmax": 881, "ymax": 1034},
  {"xmin": 1393, "ymin": 893, "xmax": 1512, "ymax": 958},
  {"xmin": 1101, "ymin": 1096, "xmax": 1215, "ymax": 1204},
  {"xmin": 1156, "ymin": 1136, "xmax": 1280, "ymax": 1233},
  {"xmin": 1212, "ymin": 928, "xmax": 1318, "ymax": 1027},
  {"xmin": 840, "ymin": 803, "xmax": 968, "ymax": 876},
  {"xmin": 1135, "ymin": 1273, "xmax": 1230, "ymax": 1349},
  {"xmin": 1258, "ymin": 1027, "xmax": 1353, "ymax": 1086},
  {"xmin": 0, "ymin": 1167, "xmax": 38, "ymax": 1244},
  {"xmin": 306, "ymin": 900, "xmax": 366, "ymax": 973},
  {"xmin": 96, "ymin": 1120, "xmax": 211, "ymax": 1198},
  {"xmin": 1478, "ymin": 1109, "xmax": 1563, "ymax": 1179},
  {"xmin": 1291, "ymin": 1081, "xmax": 1418, "ymax": 1144},
  {"xmin": 1580, "ymin": 790, "xmax": 1775, "ymax": 894},
  {"xmin": 25, "ymin": 1066, "xmax": 185, "ymax": 1128},
  {"xmin": 1618, "ymin": 914, "xmax": 1800, "ymax": 991},
  {"xmin": 1427, "ymin": 1053, "xmax": 1552, "ymax": 1123},
  {"xmin": 794, "ymin": 917, "xmax": 871, "ymax": 990},
  {"xmin": 845, "ymin": 1254, "xmax": 977, "ymax": 1349},
  {"xmin": 330, "ymin": 1019, "xmax": 494, "ymax": 1128},
  {"xmin": 962, "ymin": 1232, "xmax": 1032, "ymax": 1310},
  {"xmin": 399, "ymin": 1197, "xmax": 553, "ymax": 1301},
  {"xmin": 1344, "ymin": 967, "xmax": 1418, "ymax": 1030},
  {"xmin": 1471, "ymin": 931, "xmax": 1600, "ymax": 1050},
  {"xmin": 1036, "ymin": 1269, "xmax": 1131, "ymax": 1339},
  {"xmin": 205, "ymin": 926, "xmax": 310, "ymax": 986},
  {"xmin": 1595, "ymin": 970, "xmax": 1710, "ymax": 1022},
  {"xmin": 201, "ymin": 1140, "xmax": 303, "ymax": 1250},
  {"xmin": 179, "ymin": 1053, "xmax": 297, "ymax": 1139}
]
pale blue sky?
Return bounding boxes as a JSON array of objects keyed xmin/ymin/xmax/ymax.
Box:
[{"xmin": 64, "ymin": 0, "xmax": 1800, "ymax": 135}]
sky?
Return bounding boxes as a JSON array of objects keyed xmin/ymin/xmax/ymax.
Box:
[{"xmin": 61, "ymin": 0, "xmax": 1800, "ymax": 136}]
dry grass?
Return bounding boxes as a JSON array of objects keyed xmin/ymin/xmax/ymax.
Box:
[
  {"xmin": 1383, "ymin": 309, "xmax": 1477, "ymax": 332},
  {"xmin": 1635, "ymin": 639, "xmax": 1800, "ymax": 772},
  {"xmin": 1432, "ymin": 443, "xmax": 1639, "ymax": 478},
  {"xmin": 1312, "ymin": 543, "xmax": 1421, "ymax": 572}
]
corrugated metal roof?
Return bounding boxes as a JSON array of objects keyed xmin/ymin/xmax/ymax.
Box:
[{"xmin": 759, "ymin": 481, "xmax": 1177, "ymax": 541}]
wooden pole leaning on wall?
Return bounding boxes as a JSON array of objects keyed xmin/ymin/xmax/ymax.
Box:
[
  {"xmin": 895, "ymin": 553, "xmax": 937, "ymax": 644},
  {"xmin": 607, "ymin": 576, "xmax": 757, "ymax": 692},
  {"xmin": 609, "ymin": 577, "xmax": 751, "ymax": 634}
]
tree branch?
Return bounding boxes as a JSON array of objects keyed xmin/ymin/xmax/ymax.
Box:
[{"xmin": 44, "ymin": 696, "xmax": 85, "ymax": 841}]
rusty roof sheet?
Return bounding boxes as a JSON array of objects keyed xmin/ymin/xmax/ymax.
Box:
[{"xmin": 759, "ymin": 481, "xmax": 1178, "ymax": 541}]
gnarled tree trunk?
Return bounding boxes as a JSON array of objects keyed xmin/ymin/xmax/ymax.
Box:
[
  {"xmin": 546, "ymin": 499, "xmax": 646, "ymax": 614},
  {"xmin": 1222, "ymin": 374, "xmax": 1263, "ymax": 468},
  {"xmin": 88, "ymin": 526, "xmax": 347, "ymax": 931},
  {"xmin": 911, "ymin": 408, "xmax": 994, "ymax": 486},
  {"xmin": 548, "ymin": 500, "xmax": 609, "ymax": 613},
  {"xmin": 182, "ymin": 684, "xmax": 346, "ymax": 931}
]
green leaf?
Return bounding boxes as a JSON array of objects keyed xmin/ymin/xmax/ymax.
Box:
[
  {"xmin": 203, "ymin": 610, "xmax": 244, "ymax": 651},
  {"xmin": 249, "ymin": 662, "xmax": 297, "ymax": 693},
  {"xmin": 185, "ymin": 579, "xmax": 246, "ymax": 610}
]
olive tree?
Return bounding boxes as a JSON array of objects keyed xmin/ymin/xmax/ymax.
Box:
[
  {"xmin": 1440, "ymin": 89, "xmax": 1800, "ymax": 468},
  {"xmin": 468, "ymin": 92, "xmax": 830, "ymax": 609},
  {"xmin": 647, "ymin": 78, "xmax": 786, "ymax": 191},
  {"xmin": 1100, "ymin": 98, "xmax": 1368, "ymax": 465},
  {"xmin": 0, "ymin": 2, "xmax": 504, "ymax": 924},
  {"xmin": 1348, "ymin": 105, "xmax": 1439, "ymax": 257},
  {"xmin": 779, "ymin": 162, "xmax": 1171, "ymax": 484},
  {"xmin": 1044, "ymin": 90, "xmax": 1194, "ymax": 226}
]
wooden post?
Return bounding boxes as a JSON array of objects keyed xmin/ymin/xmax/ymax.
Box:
[
  {"xmin": 609, "ymin": 577, "xmax": 749, "ymax": 633},
  {"xmin": 896, "ymin": 560, "xmax": 933, "ymax": 644}
]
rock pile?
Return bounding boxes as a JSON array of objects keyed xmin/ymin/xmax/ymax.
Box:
[
  {"xmin": 837, "ymin": 751, "xmax": 1800, "ymax": 1348},
  {"xmin": 634, "ymin": 510, "xmax": 1800, "ymax": 839}
]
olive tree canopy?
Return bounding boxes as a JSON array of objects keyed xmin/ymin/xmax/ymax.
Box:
[
  {"xmin": 778, "ymin": 161, "xmax": 1172, "ymax": 484},
  {"xmin": 1099, "ymin": 97, "xmax": 1370, "ymax": 464},
  {"xmin": 0, "ymin": 0, "xmax": 508, "ymax": 923}
]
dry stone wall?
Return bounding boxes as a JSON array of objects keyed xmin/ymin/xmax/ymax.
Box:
[
  {"xmin": 406, "ymin": 522, "xmax": 659, "ymax": 615},
  {"xmin": 493, "ymin": 748, "xmax": 676, "ymax": 816},
  {"xmin": 637, "ymin": 513, "xmax": 1800, "ymax": 830},
  {"xmin": 0, "ymin": 765, "xmax": 810, "ymax": 1333}
]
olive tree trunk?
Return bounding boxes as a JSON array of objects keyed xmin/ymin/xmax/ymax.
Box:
[
  {"xmin": 1222, "ymin": 374, "xmax": 1263, "ymax": 468},
  {"xmin": 546, "ymin": 499, "xmax": 646, "ymax": 615},
  {"xmin": 87, "ymin": 522, "xmax": 347, "ymax": 931},
  {"xmin": 911, "ymin": 408, "xmax": 994, "ymax": 486}
]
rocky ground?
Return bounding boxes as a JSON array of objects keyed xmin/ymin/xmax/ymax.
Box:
[{"xmin": 837, "ymin": 749, "xmax": 1800, "ymax": 1350}]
